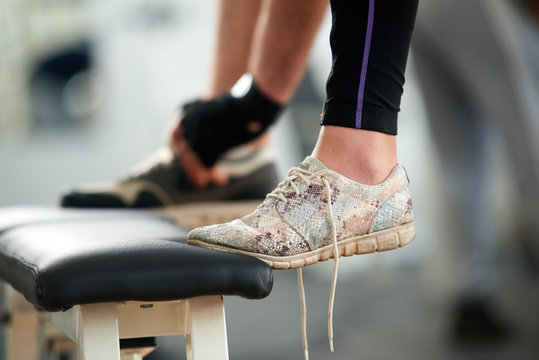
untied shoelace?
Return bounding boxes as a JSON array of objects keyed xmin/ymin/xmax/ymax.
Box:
[{"xmin": 267, "ymin": 168, "xmax": 341, "ymax": 360}]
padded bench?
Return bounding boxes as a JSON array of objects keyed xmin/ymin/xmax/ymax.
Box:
[{"xmin": 0, "ymin": 207, "xmax": 273, "ymax": 359}]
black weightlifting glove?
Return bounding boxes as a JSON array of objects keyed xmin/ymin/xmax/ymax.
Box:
[{"xmin": 179, "ymin": 74, "xmax": 283, "ymax": 167}]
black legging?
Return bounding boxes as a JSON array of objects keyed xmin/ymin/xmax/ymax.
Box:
[{"xmin": 321, "ymin": 0, "xmax": 419, "ymax": 135}]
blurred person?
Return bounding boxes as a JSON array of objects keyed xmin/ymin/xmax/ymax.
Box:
[
  {"xmin": 62, "ymin": 0, "xmax": 419, "ymax": 356},
  {"xmin": 413, "ymin": 0, "xmax": 539, "ymax": 345},
  {"xmin": 61, "ymin": 0, "xmax": 330, "ymax": 212}
]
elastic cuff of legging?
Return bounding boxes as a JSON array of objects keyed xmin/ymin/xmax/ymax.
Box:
[{"xmin": 320, "ymin": 102, "xmax": 398, "ymax": 135}]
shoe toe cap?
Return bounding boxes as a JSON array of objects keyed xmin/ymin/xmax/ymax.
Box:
[
  {"xmin": 188, "ymin": 220, "xmax": 251, "ymax": 249},
  {"xmin": 60, "ymin": 181, "xmax": 165, "ymax": 208},
  {"xmin": 60, "ymin": 190, "xmax": 127, "ymax": 208}
]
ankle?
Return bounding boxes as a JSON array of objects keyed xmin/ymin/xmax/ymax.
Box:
[{"xmin": 311, "ymin": 126, "xmax": 397, "ymax": 185}]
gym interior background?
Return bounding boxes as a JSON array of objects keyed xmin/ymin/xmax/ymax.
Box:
[{"xmin": 1, "ymin": 1, "xmax": 538, "ymax": 359}]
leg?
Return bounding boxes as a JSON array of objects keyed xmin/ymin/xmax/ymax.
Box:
[
  {"xmin": 189, "ymin": 0, "xmax": 420, "ymax": 284},
  {"xmin": 189, "ymin": 1, "xmax": 419, "ymax": 356},
  {"xmin": 208, "ymin": 0, "xmax": 262, "ymax": 97},
  {"xmin": 413, "ymin": 0, "xmax": 500, "ymax": 303},
  {"xmin": 248, "ymin": 0, "xmax": 329, "ymax": 104},
  {"xmin": 417, "ymin": 0, "xmax": 539, "ymax": 234},
  {"xmin": 185, "ymin": 296, "xmax": 228, "ymax": 360},
  {"xmin": 77, "ymin": 303, "xmax": 120, "ymax": 360},
  {"xmin": 173, "ymin": 0, "xmax": 329, "ymax": 186},
  {"xmin": 315, "ymin": 0, "xmax": 418, "ymax": 184},
  {"xmin": 0, "ymin": 283, "xmax": 6, "ymax": 360},
  {"xmin": 417, "ymin": 0, "xmax": 539, "ymax": 282},
  {"xmin": 312, "ymin": 126, "xmax": 397, "ymax": 185},
  {"xmin": 413, "ymin": 0, "xmax": 535, "ymax": 343},
  {"xmin": 8, "ymin": 291, "xmax": 40, "ymax": 360}
]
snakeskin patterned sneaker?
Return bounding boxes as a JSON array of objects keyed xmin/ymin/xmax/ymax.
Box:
[
  {"xmin": 188, "ymin": 156, "xmax": 415, "ymax": 358},
  {"xmin": 188, "ymin": 156, "xmax": 415, "ymax": 267}
]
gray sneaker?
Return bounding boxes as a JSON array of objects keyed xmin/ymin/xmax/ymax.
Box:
[{"xmin": 60, "ymin": 147, "xmax": 279, "ymax": 227}]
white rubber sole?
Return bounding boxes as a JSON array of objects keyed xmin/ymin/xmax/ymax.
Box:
[
  {"xmin": 155, "ymin": 201, "xmax": 261, "ymax": 229},
  {"xmin": 188, "ymin": 222, "xmax": 416, "ymax": 269}
]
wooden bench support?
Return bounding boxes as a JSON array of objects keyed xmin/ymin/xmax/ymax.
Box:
[{"xmin": 9, "ymin": 291, "xmax": 229, "ymax": 360}]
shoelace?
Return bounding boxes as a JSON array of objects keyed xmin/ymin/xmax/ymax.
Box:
[
  {"xmin": 267, "ymin": 167, "xmax": 313, "ymax": 203},
  {"xmin": 267, "ymin": 169, "xmax": 341, "ymax": 360}
]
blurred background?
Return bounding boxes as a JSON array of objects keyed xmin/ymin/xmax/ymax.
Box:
[{"xmin": 1, "ymin": 0, "xmax": 538, "ymax": 359}]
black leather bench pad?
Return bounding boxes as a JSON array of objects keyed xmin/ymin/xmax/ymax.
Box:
[{"xmin": 0, "ymin": 207, "xmax": 273, "ymax": 311}]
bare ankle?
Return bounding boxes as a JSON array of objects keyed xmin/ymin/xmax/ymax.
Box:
[{"xmin": 311, "ymin": 126, "xmax": 397, "ymax": 185}]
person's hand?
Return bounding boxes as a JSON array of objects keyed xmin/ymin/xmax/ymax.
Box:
[{"xmin": 170, "ymin": 123, "xmax": 229, "ymax": 189}]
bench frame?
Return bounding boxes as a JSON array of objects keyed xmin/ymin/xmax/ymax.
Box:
[{"xmin": 6, "ymin": 287, "xmax": 229, "ymax": 360}]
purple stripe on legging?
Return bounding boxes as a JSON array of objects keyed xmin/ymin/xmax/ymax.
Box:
[{"xmin": 355, "ymin": 0, "xmax": 375, "ymax": 128}]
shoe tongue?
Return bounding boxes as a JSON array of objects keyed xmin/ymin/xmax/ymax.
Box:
[{"xmin": 300, "ymin": 156, "xmax": 328, "ymax": 173}]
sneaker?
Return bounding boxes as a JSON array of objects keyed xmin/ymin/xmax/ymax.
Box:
[
  {"xmin": 187, "ymin": 156, "xmax": 415, "ymax": 269},
  {"xmin": 60, "ymin": 147, "xmax": 279, "ymax": 227},
  {"xmin": 188, "ymin": 156, "xmax": 415, "ymax": 357}
]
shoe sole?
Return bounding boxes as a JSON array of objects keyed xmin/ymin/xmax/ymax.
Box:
[
  {"xmin": 156, "ymin": 201, "xmax": 262, "ymax": 229},
  {"xmin": 188, "ymin": 221, "xmax": 416, "ymax": 269}
]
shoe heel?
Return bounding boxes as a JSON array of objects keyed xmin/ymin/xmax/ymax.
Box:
[{"xmin": 397, "ymin": 222, "xmax": 416, "ymax": 247}]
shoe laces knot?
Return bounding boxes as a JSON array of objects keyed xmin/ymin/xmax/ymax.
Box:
[{"xmin": 267, "ymin": 167, "xmax": 313, "ymax": 203}]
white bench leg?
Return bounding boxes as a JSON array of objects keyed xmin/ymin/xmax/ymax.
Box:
[
  {"xmin": 10, "ymin": 295, "xmax": 231, "ymax": 360},
  {"xmin": 77, "ymin": 303, "xmax": 120, "ymax": 360},
  {"xmin": 7, "ymin": 290, "xmax": 41, "ymax": 360},
  {"xmin": 186, "ymin": 296, "xmax": 229, "ymax": 360},
  {"xmin": 0, "ymin": 283, "xmax": 8, "ymax": 360}
]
